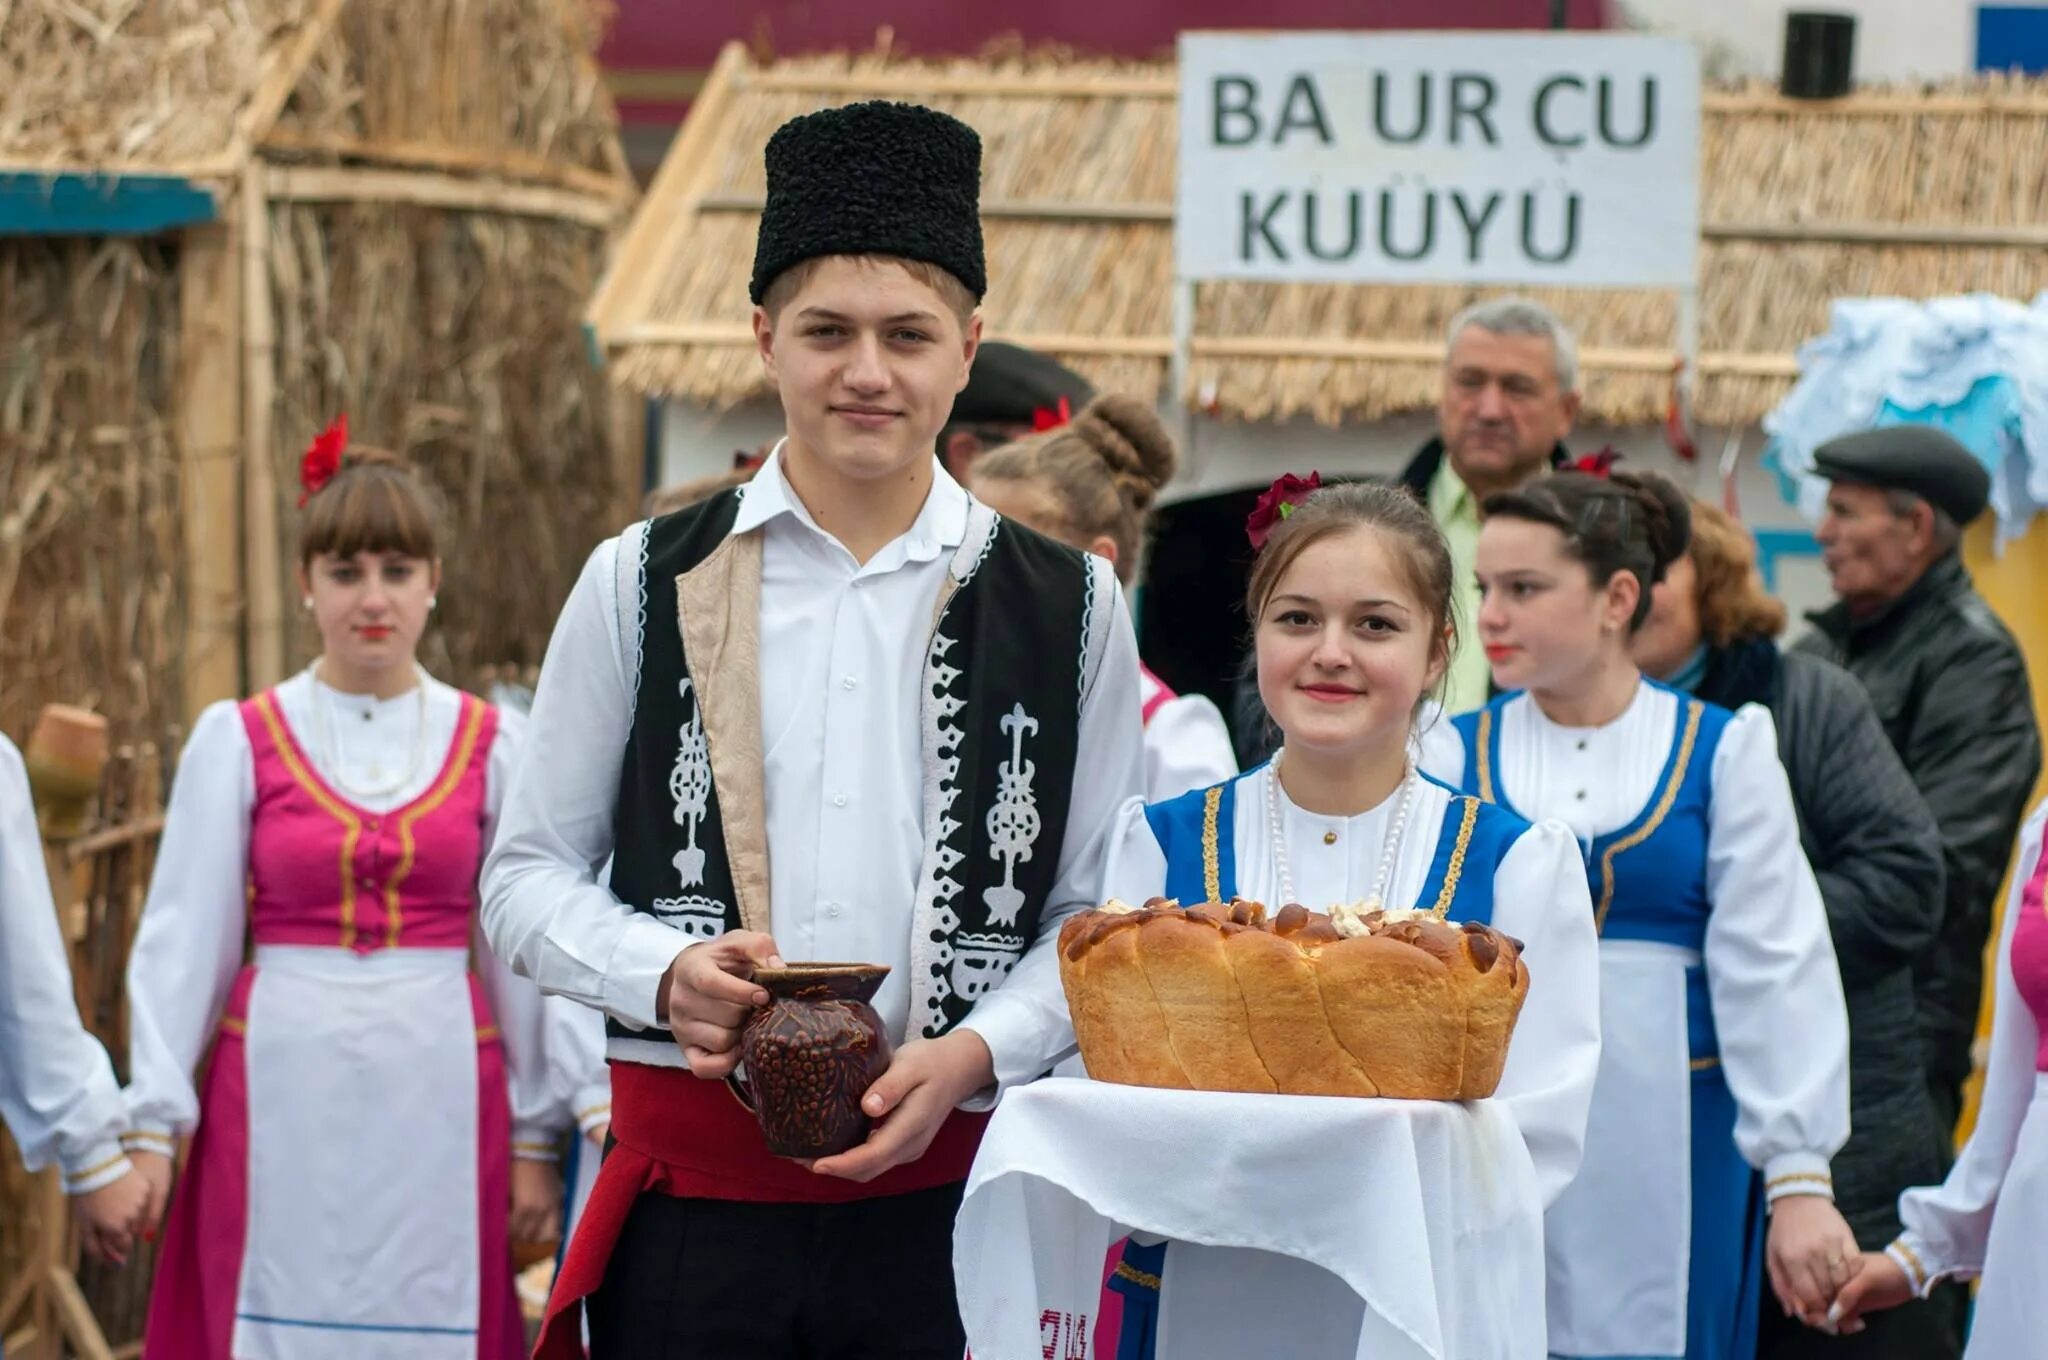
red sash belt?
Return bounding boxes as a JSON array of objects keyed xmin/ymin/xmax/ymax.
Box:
[{"xmin": 536, "ymin": 1059, "xmax": 990, "ymax": 1358}]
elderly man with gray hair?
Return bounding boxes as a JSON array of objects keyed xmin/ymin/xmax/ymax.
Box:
[{"xmin": 1397, "ymin": 296, "xmax": 1582, "ymax": 713}]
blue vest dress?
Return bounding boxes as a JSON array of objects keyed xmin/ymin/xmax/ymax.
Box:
[
  {"xmin": 1103, "ymin": 765, "xmax": 1536, "ymax": 1360},
  {"xmin": 1450, "ymin": 688, "xmax": 1763, "ymax": 1360}
]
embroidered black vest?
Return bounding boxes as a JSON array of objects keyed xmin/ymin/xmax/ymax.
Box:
[{"xmin": 607, "ymin": 489, "xmax": 1096, "ymax": 1053}]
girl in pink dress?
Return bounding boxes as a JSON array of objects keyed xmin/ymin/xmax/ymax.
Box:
[
  {"xmin": 122, "ymin": 431, "xmax": 559, "ymax": 1358},
  {"xmin": 1831, "ymin": 799, "xmax": 2048, "ymax": 1354}
]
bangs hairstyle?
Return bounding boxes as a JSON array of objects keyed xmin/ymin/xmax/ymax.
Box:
[
  {"xmin": 1686, "ymin": 499, "xmax": 1787, "ymax": 646},
  {"xmin": 297, "ymin": 450, "xmax": 440, "ymax": 567},
  {"xmin": 1480, "ymin": 469, "xmax": 1690, "ymax": 632},
  {"xmin": 759, "ymin": 253, "xmax": 978, "ymax": 324},
  {"xmin": 1245, "ymin": 481, "xmax": 1460, "ymax": 696}
]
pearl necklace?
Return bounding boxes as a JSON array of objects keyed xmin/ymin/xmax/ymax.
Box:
[
  {"xmin": 1265, "ymin": 749, "xmax": 1417, "ymax": 909},
  {"xmin": 306, "ymin": 664, "xmax": 432, "ymax": 802}
]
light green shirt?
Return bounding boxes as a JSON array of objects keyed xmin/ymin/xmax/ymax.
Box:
[{"xmin": 1427, "ymin": 457, "xmax": 1490, "ymax": 716}]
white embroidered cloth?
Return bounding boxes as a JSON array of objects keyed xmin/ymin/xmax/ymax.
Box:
[{"xmin": 954, "ymin": 1078, "xmax": 1548, "ymax": 1360}]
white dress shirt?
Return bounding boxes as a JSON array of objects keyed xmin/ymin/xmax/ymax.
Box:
[
  {"xmin": 482, "ymin": 451, "xmax": 1145, "ymax": 1095},
  {"xmin": 1420, "ymin": 682, "xmax": 1851, "ymax": 1188},
  {"xmin": 123, "ymin": 671, "xmax": 550, "ymax": 1146},
  {"xmin": 0, "ymin": 733, "xmax": 134, "ymax": 1193}
]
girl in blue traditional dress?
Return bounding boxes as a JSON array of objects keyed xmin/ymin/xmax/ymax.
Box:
[
  {"xmin": 1097, "ymin": 479, "xmax": 1604, "ymax": 1360},
  {"xmin": 1419, "ymin": 465, "xmax": 1856, "ymax": 1360}
]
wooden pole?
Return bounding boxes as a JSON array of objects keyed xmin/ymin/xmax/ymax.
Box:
[
  {"xmin": 263, "ymin": 165, "xmax": 621, "ymax": 229},
  {"xmin": 175, "ymin": 220, "xmax": 246, "ymax": 718},
  {"xmin": 241, "ymin": 164, "xmax": 285, "ymax": 690}
]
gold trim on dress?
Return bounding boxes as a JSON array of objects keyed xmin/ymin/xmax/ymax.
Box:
[
  {"xmin": 254, "ymin": 692, "xmax": 364, "ymax": 949},
  {"xmin": 381, "ymin": 695, "xmax": 489, "ymax": 948},
  {"xmin": 1689, "ymin": 1055, "xmax": 1721, "ymax": 1072},
  {"xmin": 1594, "ymin": 701, "xmax": 1704, "ymax": 934},
  {"xmin": 1201, "ymin": 784, "xmax": 1224, "ymax": 903},
  {"xmin": 1113, "ymin": 1260, "xmax": 1162, "ymax": 1292},
  {"xmin": 64, "ymin": 1152, "xmax": 132, "ymax": 1186},
  {"xmin": 1428, "ymin": 797, "xmax": 1481, "ymax": 920},
  {"xmin": 475, "ymin": 1024, "xmax": 501, "ymax": 1042},
  {"xmin": 1889, "ymin": 1237, "xmax": 1930, "ymax": 1293},
  {"xmin": 1475, "ymin": 708, "xmax": 1496, "ymax": 804},
  {"xmin": 219, "ymin": 1015, "xmax": 247, "ymax": 1036}
]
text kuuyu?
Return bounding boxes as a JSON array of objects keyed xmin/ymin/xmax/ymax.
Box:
[{"xmin": 1209, "ymin": 72, "xmax": 1657, "ymax": 269}]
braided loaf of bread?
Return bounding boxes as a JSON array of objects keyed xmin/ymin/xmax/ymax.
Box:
[{"xmin": 1057, "ymin": 898, "xmax": 1529, "ymax": 1099}]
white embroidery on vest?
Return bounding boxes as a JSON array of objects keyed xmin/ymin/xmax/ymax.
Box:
[
  {"xmin": 1077, "ymin": 557, "xmax": 1096, "ymax": 717},
  {"xmin": 982, "ymin": 703, "xmax": 1041, "ymax": 928},
  {"xmin": 668, "ymin": 677, "xmax": 711, "ymax": 887},
  {"xmin": 648, "ymin": 896, "xmax": 726, "ymax": 941},
  {"xmin": 950, "ymin": 931, "xmax": 1026, "ymax": 1000},
  {"xmin": 920, "ymin": 628, "xmax": 969, "ymax": 1034}
]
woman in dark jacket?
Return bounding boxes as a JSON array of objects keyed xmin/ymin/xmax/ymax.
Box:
[{"xmin": 1634, "ymin": 500, "xmax": 1957, "ymax": 1359}]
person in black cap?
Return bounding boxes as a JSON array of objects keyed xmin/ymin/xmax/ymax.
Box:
[
  {"xmin": 937, "ymin": 340, "xmax": 1096, "ymax": 479},
  {"xmin": 489, "ymin": 98, "xmax": 1144, "ymax": 1359},
  {"xmin": 1794, "ymin": 425, "xmax": 2042, "ymax": 1222}
]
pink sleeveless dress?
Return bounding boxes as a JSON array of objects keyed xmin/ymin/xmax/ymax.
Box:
[{"xmin": 143, "ymin": 688, "xmax": 522, "ymax": 1359}]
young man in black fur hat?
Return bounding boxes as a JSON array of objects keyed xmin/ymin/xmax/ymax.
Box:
[{"xmin": 486, "ymin": 100, "xmax": 1144, "ymax": 1358}]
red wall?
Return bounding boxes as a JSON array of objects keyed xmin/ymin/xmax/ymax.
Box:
[{"xmin": 602, "ymin": 1, "xmax": 1612, "ymax": 128}]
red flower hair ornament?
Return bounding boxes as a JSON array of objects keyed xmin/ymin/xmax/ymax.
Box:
[
  {"xmin": 1569, "ymin": 448, "xmax": 1621, "ymax": 479},
  {"xmin": 1245, "ymin": 471, "xmax": 1322, "ymax": 550},
  {"xmin": 298, "ymin": 415, "xmax": 347, "ymax": 507},
  {"xmin": 1031, "ymin": 396, "xmax": 1073, "ymax": 432}
]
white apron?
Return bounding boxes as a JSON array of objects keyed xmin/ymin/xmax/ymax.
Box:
[
  {"xmin": 1965, "ymin": 1073, "xmax": 2048, "ymax": 1357},
  {"xmin": 1543, "ymin": 941, "xmax": 1693, "ymax": 1358},
  {"xmin": 956, "ymin": 1078, "xmax": 1548, "ymax": 1360},
  {"xmin": 233, "ymin": 946, "xmax": 481, "ymax": 1359}
]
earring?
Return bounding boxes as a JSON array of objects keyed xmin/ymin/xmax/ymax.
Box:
[
  {"xmin": 301, "ymin": 596, "xmax": 314, "ymax": 611},
  {"xmin": 428, "ymin": 596, "xmax": 438, "ymax": 611}
]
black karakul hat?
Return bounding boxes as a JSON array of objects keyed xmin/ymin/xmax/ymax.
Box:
[
  {"xmin": 749, "ymin": 101, "xmax": 986, "ymax": 305},
  {"xmin": 1812, "ymin": 424, "xmax": 1991, "ymax": 525}
]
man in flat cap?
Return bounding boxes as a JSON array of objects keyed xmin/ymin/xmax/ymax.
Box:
[
  {"xmin": 490, "ymin": 100, "xmax": 1143, "ymax": 1358},
  {"xmin": 1794, "ymin": 425, "xmax": 2041, "ymax": 1180},
  {"xmin": 937, "ymin": 339, "xmax": 1096, "ymax": 479}
]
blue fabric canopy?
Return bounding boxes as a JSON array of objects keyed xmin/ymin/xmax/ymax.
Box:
[{"xmin": 1762, "ymin": 294, "xmax": 2048, "ymax": 548}]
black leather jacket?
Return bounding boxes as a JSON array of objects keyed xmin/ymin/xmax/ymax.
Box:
[
  {"xmin": 1792, "ymin": 554, "xmax": 2042, "ymax": 1089},
  {"xmin": 1695, "ymin": 639, "xmax": 1948, "ymax": 1244}
]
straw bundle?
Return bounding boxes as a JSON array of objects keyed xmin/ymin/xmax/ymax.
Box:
[
  {"xmin": 0, "ymin": 238, "xmax": 184, "ymax": 751},
  {"xmin": 0, "ymin": 0, "xmax": 309, "ymax": 170},
  {"xmin": 261, "ymin": 200, "xmax": 623, "ymax": 687},
  {"xmin": 602, "ymin": 54, "xmax": 2048, "ymax": 429},
  {"xmin": 274, "ymin": 0, "xmax": 621, "ymax": 180}
]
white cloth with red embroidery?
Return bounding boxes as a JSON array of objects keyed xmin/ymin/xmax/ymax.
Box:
[{"xmin": 955, "ymin": 1077, "xmax": 1547, "ymax": 1360}]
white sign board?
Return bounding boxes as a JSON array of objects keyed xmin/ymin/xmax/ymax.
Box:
[{"xmin": 1177, "ymin": 32, "xmax": 1701, "ymax": 289}]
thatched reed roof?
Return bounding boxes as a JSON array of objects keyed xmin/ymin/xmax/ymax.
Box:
[
  {"xmin": 0, "ymin": 0, "xmax": 634, "ymax": 203},
  {"xmin": 590, "ymin": 45, "xmax": 2048, "ymax": 428}
]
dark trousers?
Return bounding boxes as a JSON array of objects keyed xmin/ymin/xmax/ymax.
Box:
[
  {"xmin": 1754, "ymin": 1285, "xmax": 1961, "ymax": 1360},
  {"xmin": 1924, "ymin": 1056, "xmax": 1975, "ymax": 1353},
  {"xmin": 588, "ymin": 1181, "xmax": 968, "ymax": 1360}
]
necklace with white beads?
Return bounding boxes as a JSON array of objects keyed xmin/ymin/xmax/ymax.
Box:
[
  {"xmin": 305, "ymin": 663, "xmax": 431, "ymax": 802},
  {"xmin": 1266, "ymin": 748, "xmax": 1416, "ymax": 909}
]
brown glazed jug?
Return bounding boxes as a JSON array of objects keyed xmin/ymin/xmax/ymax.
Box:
[{"xmin": 729, "ymin": 963, "xmax": 893, "ymax": 1159}]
